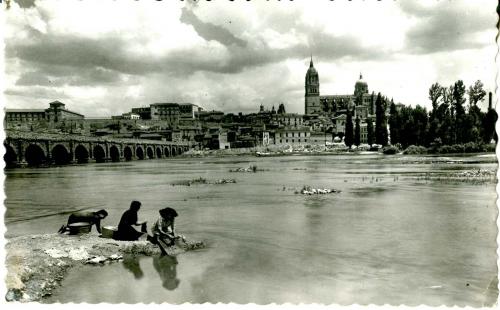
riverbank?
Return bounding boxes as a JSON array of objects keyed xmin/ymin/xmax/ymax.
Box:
[
  {"xmin": 5, "ymin": 233, "xmax": 205, "ymax": 302},
  {"xmin": 182, "ymin": 143, "xmax": 496, "ymax": 158}
]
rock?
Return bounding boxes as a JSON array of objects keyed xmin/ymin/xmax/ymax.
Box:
[
  {"xmin": 44, "ymin": 248, "xmax": 68, "ymax": 259},
  {"xmin": 109, "ymin": 254, "xmax": 123, "ymax": 260},
  {"xmin": 5, "ymin": 288, "xmax": 22, "ymax": 302},
  {"xmin": 85, "ymin": 256, "xmax": 107, "ymax": 265}
]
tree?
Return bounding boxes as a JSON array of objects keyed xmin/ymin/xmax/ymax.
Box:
[
  {"xmin": 453, "ymin": 80, "xmax": 467, "ymax": 116},
  {"xmin": 427, "ymin": 83, "xmax": 443, "ymax": 145},
  {"xmin": 354, "ymin": 116, "xmax": 361, "ymax": 147},
  {"xmin": 399, "ymin": 106, "xmax": 414, "ymax": 147},
  {"xmin": 429, "ymin": 82, "xmax": 443, "ymax": 112},
  {"xmin": 468, "ymin": 104, "xmax": 484, "ymax": 142},
  {"xmin": 483, "ymin": 107, "xmax": 498, "ymax": 143},
  {"xmin": 442, "ymin": 85, "xmax": 454, "ymax": 117},
  {"xmin": 388, "ymin": 100, "xmax": 400, "ymax": 145},
  {"xmin": 435, "ymin": 102, "xmax": 454, "ymax": 145},
  {"xmin": 277, "ymin": 103, "xmax": 286, "ymax": 114},
  {"xmin": 467, "ymin": 80, "xmax": 486, "ymax": 107},
  {"xmin": 412, "ymin": 105, "xmax": 428, "ymax": 146},
  {"xmin": 375, "ymin": 93, "xmax": 388, "ymax": 146},
  {"xmin": 366, "ymin": 117, "xmax": 374, "ymax": 147},
  {"xmin": 453, "ymin": 80, "xmax": 467, "ymax": 143},
  {"xmin": 345, "ymin": 108, "xmax": 354, "ymax": 148}
]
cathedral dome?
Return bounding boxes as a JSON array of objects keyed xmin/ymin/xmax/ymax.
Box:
[
  {"xmin": 355, "ymin": 73, "xmax": 367, "ymax": 87},
  {"xmin": 354, "ymin": 73, "xmax": 368, "ymax": 95}
]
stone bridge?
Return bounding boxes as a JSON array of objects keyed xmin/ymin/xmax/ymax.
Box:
[{"xmin": 4, "ymin": 131, "xmax": 192, "ymax": 167}]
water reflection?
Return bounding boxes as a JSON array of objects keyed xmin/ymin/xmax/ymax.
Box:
[
  {"xmin": 153, "ymin": 255, "xmax": 180, "ymax": 291},
  {"xmin": 122, "ymin": 255, "xmax": 144, "ymax": 279}
]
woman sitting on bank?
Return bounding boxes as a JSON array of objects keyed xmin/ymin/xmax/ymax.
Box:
[
  {"xmin": 114, "ymin": 201, "xmax": 148, "ymax": 241},
  {"xmin": 149, "ymin": 207, "xmax": 180, "ymax": 255},
  {"xmin": 58, "ymin": 209, "xmax": 108, "ymax": 234}
]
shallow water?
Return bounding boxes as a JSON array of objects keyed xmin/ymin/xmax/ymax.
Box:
[{"xmin": 4, "ymin": 154, "xmax": 498, "ymax": 305}]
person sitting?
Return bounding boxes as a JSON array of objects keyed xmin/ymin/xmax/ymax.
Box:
[
  {"xmin": 58, "ymin": 209, "xmax": 108, "ymax": 234},
  {"xmin": 113, "ymin": 201, "xmax": 148, "ymax": 241},
  {"xmin": 149, "ymin": 207, "xmax": 179, "ymax": 255}
]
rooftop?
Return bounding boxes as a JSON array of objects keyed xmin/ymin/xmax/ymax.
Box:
[{"xmin": 5, "ymin": 109, "xmax": 46, "ymax": 113}]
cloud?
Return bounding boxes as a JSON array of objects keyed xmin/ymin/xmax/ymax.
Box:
[
  {"xmin": 180, "ymin": 7, "xmax": 247, "ymax": 48},
  {"xmin": 3, "ymin": 0, "xmax": 496, "ymax": 117},
  {"xmin": 12, "ymin": 0, "xmax": 36, "ymax": 9},
  {"xmin": 15, "ymin": 66, "xmax": 124, "ymax": 87},
  {"xmin": 5, "ymin": 85, "xmax": 70, "ymax": 101},
  {"xmin": 400, "ymin": 1, "xmax": 495, "ymax": 54}
]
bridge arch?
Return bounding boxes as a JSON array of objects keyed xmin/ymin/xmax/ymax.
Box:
[
  {"xmin": 164, "ymin": 146, "xmax": 171, "ymax": 157},
  {"xmin": 136, "ymin": 146, "xmax": 145, "ymax": 160},
  {"xmin": 171, "ymin": 147, "xmax": 177, "ymax": 157},
  {"xmin": 156, "ymin": 146, "xmax": 162, "ymax": 158},
  {"xmin": 109, "ymin": 145, "xmax": 120, "ymax": 162},
  {"xmin": 4, "ymin": 143, "xmax": 17, "ymax": 167},
  {"xmin": 25, "ymin": 144, "xmax": 47, "ymax": 166},
  {"xmin": 74, "ymin": 144, "xmax": 89, "ymax": 163},
  {"xmin": 51, "ymin": 144, "xmax": 71, "ymax": 165},
  {"xmin": 146, "ymin": 146, "xmax": 154, "ymax": 159},
  {"xmin": 124, "ymin": 146, "xmax": 133, "ymax": 161},
  {"xmin": 93, "ymin": 145, "xmax": 106, "ymax": 163}
]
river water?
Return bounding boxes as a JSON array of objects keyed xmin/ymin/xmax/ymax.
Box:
[{"xmin": 4, "ymin": 154, "xmax": 498, "ymax": 305}]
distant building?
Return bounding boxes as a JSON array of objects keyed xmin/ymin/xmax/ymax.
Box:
[
  {"xmin": 122, "ymin": 112, "xmax": 140, "ymax": 120},
  {"xmin": 198, "ymin": 110, "xmax": 225, "ymax": 123},
  {"xmin": 202, "ymin": 127, "xmax": 230, "ymax": 149},
  {"xmin": 179, "ymin": 103, "xmax": 203, "ymax": 120},
  {"xmin": 272, "ymin": 113, "xmax": 304, "ymax": 128},
  {"xmin": 5, "ymin": 109, "xmax": 46, "ymax": 123},
  {"xmin": 131, "ymin": 107, "xmax": 151, "ymax": 120},
  {"xmin": 309, "ymin": 132, "xmax": 331, "ymax": 145},
  {"xmin": 5, "ymin": 100, "xmax": 84, "ymax": 125},
  {"xmin": 273, "ymin": 126, "xmax": 311, "ymax": 145},
  {"xmin": 178, "ymin": 125, "xmax": 203, "ymax": 142},
  {"xmin": 150, "ymin": 103, "xmax": 180, "ymax": 124},
  {"xmin": 45, "ymin": 101, "xmax": 84, "ymax": 122}
]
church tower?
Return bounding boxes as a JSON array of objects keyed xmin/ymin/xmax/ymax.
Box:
[{"xmin": 305, "ymin": 57, "xmax": 320, "ymax": 115}]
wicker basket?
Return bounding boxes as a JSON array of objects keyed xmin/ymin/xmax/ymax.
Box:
[{"xmin": 68, "ymin": 222, "xmax": 92, "ymax": 235}]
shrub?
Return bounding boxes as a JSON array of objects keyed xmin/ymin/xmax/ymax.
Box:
[
  {"xmin": 382, "ymin": 145, "xmax": 399, "ymax": 155},
  {"xmin": 463, "ymin": 142, "xmax": 478, "ymax": 153},
  {"xmin": 403, "ymin": 145, "xmax": 428, "ymax": 155},
  {"xmin": 485, "ymin": 143, "xmax": 496, "ymax": 152}
]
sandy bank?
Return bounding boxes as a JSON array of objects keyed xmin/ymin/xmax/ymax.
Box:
[{"xmin": 5, "ymin": 233, "xmax": 204, "ymax": 302}]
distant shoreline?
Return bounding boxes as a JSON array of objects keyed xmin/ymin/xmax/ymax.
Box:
[{"xmin": 182, "ymin": 145, "xmax": 497, "ymax": 158}]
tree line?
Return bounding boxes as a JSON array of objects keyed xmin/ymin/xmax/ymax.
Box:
[{"xmin": 344, "ymin": 80, "xmax": 497, "ymax": 150}]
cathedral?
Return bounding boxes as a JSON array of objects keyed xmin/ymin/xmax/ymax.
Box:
[{"xmin": 304, "ymin": 57, "xmax": 379, "ymax": 120}]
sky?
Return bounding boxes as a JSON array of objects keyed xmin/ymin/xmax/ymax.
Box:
[{"xmin": 2, "ymin": 0, "xmax": 498, "ymax": 117}]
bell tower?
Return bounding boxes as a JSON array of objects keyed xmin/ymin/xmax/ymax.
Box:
[{"xmin": 305, "ymin": 56, "xmax": 320, "ymax": 115}]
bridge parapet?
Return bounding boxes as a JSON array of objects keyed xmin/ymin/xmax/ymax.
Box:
[{"xmin": 5, "ymin": 130, "xmax": 190, "ymax": 146}]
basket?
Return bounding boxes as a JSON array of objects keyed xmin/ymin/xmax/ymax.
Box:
[
  {"xmin": 101, "ymin": 226, "xmax": 118, "ymax": 239},
  {"xmin": 68, "ymin": 222, "xmax": 92, "ymax": 235}
]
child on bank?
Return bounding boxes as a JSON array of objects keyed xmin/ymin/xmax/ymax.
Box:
[{"xmin": 149, "ymin": 207, "xmax": 182, "ymax": 255}]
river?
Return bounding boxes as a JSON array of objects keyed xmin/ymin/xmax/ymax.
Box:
[{"xmin": 4, "ymin": 153, "xmax": 498, "ymax": 305}]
